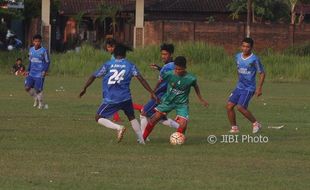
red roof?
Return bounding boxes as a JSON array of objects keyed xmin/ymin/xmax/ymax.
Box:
[{"xmin": 60, "ymin": 0, "xmax": 232, "ymax": 15}]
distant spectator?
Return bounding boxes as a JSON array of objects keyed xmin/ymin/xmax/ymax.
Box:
[{"xmin": 11, "ymin": 58, "xmax": 25, "ymax": 76}]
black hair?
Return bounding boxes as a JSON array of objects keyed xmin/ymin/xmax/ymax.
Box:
[
  {"xmin": 160, "ymin": 43, "xmax": 174, "ymax": 54},
  {"xmin": 174, "ymin": 56, "xmax": 187, "ymax": 68},
  {"xmin": 242, "ymin": 37, "xmax": 254, "ymax": 47},
  {"xmin": 16, "ymin": 58, "xmax": 22, "ymax": 62},
  {"xmin": 113, "ymin": 43, "xmax": 132, "ymax": 57},
  {"xmin": 106, "ymin": 38, "xmax": 117, "ymax": 46},
  {"xmin": 33, "ymin": 34, "xmax": 42, "ymax": 40}
]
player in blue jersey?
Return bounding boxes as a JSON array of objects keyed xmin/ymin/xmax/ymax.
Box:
[
  {"xmin": 226, "ymin": 37, "xmax": 266, "ymax": 134},
  {"xmin": 79, "ymin": 44, "xmax": 158, "ymax": 144},
  {"xmin": 140, "ymin": 44, "xmax": 180, "ymax": 137},
  {"xmin": 25, "ymin": 34, "xmax": 50, "ymax": 109},
  {"xmin": 104, "ymin": 38, "xmax": 143, "ymax": 122}
]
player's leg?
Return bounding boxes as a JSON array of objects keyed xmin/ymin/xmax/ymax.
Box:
[
  {"xmin": 112, "ymin": 112, "xmax": 121, "ymax": 122},
  {"xmin": 175, "ymin": 105, "xmax": 189, "ymax": 133},
  {"xmin": 140, "ymin": 98, "xmax": 158, "ymax": 134},
  {"xmin": 160, "ymin": 117, "xmax": 180, "ymax": 129},
  {"xmin": 236, "ymin": 90, "xmax": 262, "ymax": 133},
  {"xmin": 96, "ymin": 103, "xmax": 126, "ymax": 142},
  {"xmin": 143, "ymin": 111, "xmax": 164, "ymax": 140},
  {"xmin": 133, "ymin": 103, "xmax": 143, "ymax": 112},
  {"xmin": 34, "ymin": 77, "xmax": 45, "ymax": 109},
  {"xmin": 122, "ymin": 100, "xmax": 144, "ymax": 144},
  {"xmin": 226, "ymin": 89, "xmax": 240, "ymax": 133},
  {"xmin": 25, "ymin": 76, "xmax": 38, "ymax": 107}
]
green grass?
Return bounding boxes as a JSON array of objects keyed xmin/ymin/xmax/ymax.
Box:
[
  {"xmin": 1, "ymin": 42, "xmax": 310, "ymax": 81},
  {"xmin": 0, "ymin": 75, "xmax": 309, "ymax": 190}
]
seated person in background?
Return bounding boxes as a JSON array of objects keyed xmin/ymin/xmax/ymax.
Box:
[{"xmin": 11, "ymin": 58, "xmax": 25, "ymax": 76}]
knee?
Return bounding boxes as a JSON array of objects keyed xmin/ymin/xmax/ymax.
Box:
[
  {"xmin": 236, "ymin": 105, "xmax": 246, "ymax": 112},
  {"xmin": 226, "ymin": 104, "xmax": 234, "ymax": 111}
]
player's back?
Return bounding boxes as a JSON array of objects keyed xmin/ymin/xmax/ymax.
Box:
[
  {"xmin": 29, "ymin": 46, "xmax": 49, "ymax": 78},
  {"xmin": 100, "ymin": 58, "xmax": 139, "ymax": 104}
]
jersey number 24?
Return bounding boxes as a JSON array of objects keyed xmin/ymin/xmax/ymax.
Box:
[{"xmin": 108, "ymin": 69, "xmax": 125, "ymax": 84}]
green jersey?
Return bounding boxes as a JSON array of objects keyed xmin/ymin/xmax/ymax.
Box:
[{"xmin": 161, "ymin": 71, "xmax": 197, "ymax": 105}]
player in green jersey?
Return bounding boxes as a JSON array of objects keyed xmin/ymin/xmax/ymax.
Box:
[{"xmin": 143, "ymin": 56, "xmax": 209, "ymax": 140}]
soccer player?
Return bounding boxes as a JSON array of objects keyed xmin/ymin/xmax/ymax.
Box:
[
  {"xmin": 104, "ymin": 38, "xmax": 143, "ymax": 122},
  {"xmin": 226, "ymin": 37, "xmax": 265, "ymax": 134},
  {"xmin": 25, "ymin": 34, "xmax": 50, "ymax": 109},
  {"xmin": 143, "ymin": 56, "xmax": 209, "ymax": 141},
  {"xmin": 79, "ymin": 44, "xmax": 158, "ymax": 144},
  {"xmin": 140, "ymin": 43, "xmax": 180, "ymax": 137}
]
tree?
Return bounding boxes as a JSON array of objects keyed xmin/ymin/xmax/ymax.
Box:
[
  {"xmin": 288, "ymin": 0, "xmax": 299, "ymax": 24},
  {"xmin": 228, "ymin": 0, "xmax": 290, "ymax": 23},
  {"xmin": 97, "ymin": 3, "xmax": 121, "ymax": 36}
]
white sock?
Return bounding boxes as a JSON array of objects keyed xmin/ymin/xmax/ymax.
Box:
[
  {"xmin": 37, "ymin": 92, "xmax": 44, "ymax": 106},
  {"xmin": 131, "ymin": 119, "xmax": 144, "ymax": 141},
  {"xmin": 140, "ymin": 115, "xmax": 148, "ymax": 134},
  {"xmin": 98, "ymin": 118, "xmax": 122, "ymax": 130},
  {"xmin": 161, "ymin": 118, "xmax": 180, "ymax": 129}
]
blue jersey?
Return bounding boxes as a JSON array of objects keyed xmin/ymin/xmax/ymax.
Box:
[
  {"xmin": 93, "ymin": 58, "xmax": 140, "ymax": 104},
  {"xmin": 28, "ymin": 46, "xmax": 50, "ymax": 78},
  {"xmin": 235, "ymin": 53, "xmax": 264, "ymax": 91},
  {"xmin": 155, "ymin": 62, "xmax": 175, "ymax": 96}
]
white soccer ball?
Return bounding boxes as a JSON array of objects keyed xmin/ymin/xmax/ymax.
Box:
[
  {"xmin": 170, "ymin": 132, "xmax": 186, "ymax": 145},
  {"xmin": 7, "ymin": 45, "xmax": 14, "ymax": 51}
]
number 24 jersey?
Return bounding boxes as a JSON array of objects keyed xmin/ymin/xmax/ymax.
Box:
[{"xmin": 93, "ymin": 58, "xmax": 140, "ymax": 104}]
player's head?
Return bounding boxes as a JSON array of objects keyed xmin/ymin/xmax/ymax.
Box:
[
  {"xmin": 105, "ymin": 38, "xmax": 116, "ymax": 53},
  {"xmin": 16, "ymin": 58, "xmax": 22, "ymax": 64},
  {"xmin": 160, "ymin": 43, "xmax": 174, "ymax": 63},
  {"xmin": 113, "ymin": 43, "xmax": 132, "ymax": 58},
  {"xmin": 174, "ymin": 56, "xmax": 187, "ymax": 76},
  {"xmin": 241, "ymin": 37, "xmax": 254, "ymax": 55},
  {"xmin": 32, "ymin": 34, "xmax": 42, "ymax": 49}
]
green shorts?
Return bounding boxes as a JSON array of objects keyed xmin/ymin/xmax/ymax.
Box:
[{"xmin": 155, "ymin": 102, "xmax": 189, "ymax": 120}]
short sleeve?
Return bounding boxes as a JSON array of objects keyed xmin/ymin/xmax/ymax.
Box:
[
  {"xmin": 131, "ymin": 64, "xmax": 140, "ymax": 77},
  {"xmin": 254, "ymin": 57, "xmax": 264, "ymax": 73},
  {"xmin": 93, "ymin": 64, "xmax": 107, "ymax": 78}
]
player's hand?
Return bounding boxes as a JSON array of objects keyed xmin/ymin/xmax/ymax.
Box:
[
  {"xmin": 24, "ymin": 72, "xmax": 29, "ymax": 76},
  {"xmin": 79, "ymin": 88, "xmax": 87, "ymax": 98},
  {"xmin": 42, "ymin": 71, "xmax": 47, "ymax": 77},
  {"xmin": 150, "ymin": 64, "xmax": 160, "ymax": 70},
  {"xmin": 255, "ymin": 88, "xmax": 263, "ymax": 97}
]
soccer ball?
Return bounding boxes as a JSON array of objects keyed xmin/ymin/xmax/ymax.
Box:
[
  {"xmin": 170, "ymin": 132, "xmax": 186, "ymax": 145},
  {"xmin": 7, "ymin": 45, "xmax": 14, "ymax": 51}
]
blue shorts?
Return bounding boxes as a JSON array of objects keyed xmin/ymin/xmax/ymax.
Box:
[
  {"xmin": 97, "ymin": 99, "xmax": 134, "ymax": 119},
  {"xmin": 228, "ymin": 88, "xmax": 255, "ymax": 109},
  {"xmin": 142, "ymin": 92, "xmax": 166, "ymax": 118},
  {"xmin": 25, "ymin": 76, "xmax": 45, "ymax": 92}
]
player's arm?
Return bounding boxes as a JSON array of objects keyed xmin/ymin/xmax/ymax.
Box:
[
  {"xmin": 255, "ymin": 72, "xmax": 265, "ymax": 97},
  {"xmin": 136, "ymin": 75, "xmax": 159, "ymax": 103},
  {"xmin": 42, "ymin": 50, "xmax": 50, "ymax": 77},
  {"xmin": 193, "ymin": 83, "xmax": 209, "ymax": 107},
  {"xmin": 79, "ymin": 75, "xmax": 96, "ymax": 98},
  {"xmin": 255, "ymin": 58, "xmax": 265, "ymax": 97},
  {"xmin": 150, "ymin": 64, "xmax": 162, "ymax": 71}
]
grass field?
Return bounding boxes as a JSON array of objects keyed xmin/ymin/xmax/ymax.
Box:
[{"xmin": 0, "ymin": 74, "xmax": 309, "ymax": 190}]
